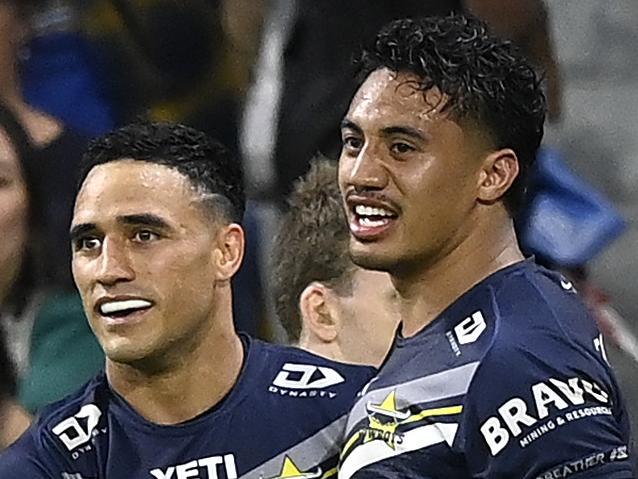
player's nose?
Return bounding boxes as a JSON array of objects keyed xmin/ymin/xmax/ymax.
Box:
[
  {"xmin": 345, "ymin": 141, "xmax": 389, "ymax": 191},
  {"xmin": 95, "ymin": 237, "xmax": 135, "ymax": 286}
]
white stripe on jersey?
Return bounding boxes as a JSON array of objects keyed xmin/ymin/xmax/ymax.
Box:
[
  {"xmin": 339, "ymin": 422, "xmax": 458, "ymax": 479},
  {"xmin": 345, "ymin": 362, "xmax": 478, "ymax": 435}
]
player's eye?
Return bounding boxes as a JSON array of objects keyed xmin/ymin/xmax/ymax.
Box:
[
  {"xmin": 390, "ymin": 142, "xmax": 415, "ymax": 155},
  {"xmin": 133, "ymin": 230, "xmax": 159, "ymax": 243},
  {"xmin": 74, "ymin": 236, "xmax": 102, "ymax": 252},
  {"xmin": 342, "ymin": 134, "xmax": 364, "ymax": 152}
]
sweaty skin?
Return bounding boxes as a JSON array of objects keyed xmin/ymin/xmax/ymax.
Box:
[
  {"xmin": 339, "ymin": 69, "xmax": 523, "ymax": 336},
  {"xmin": 71, "ymin": 161, "xmax": 244, "ymax": 424}
]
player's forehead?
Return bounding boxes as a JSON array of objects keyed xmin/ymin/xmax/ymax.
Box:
[
  {"xmin": 73, "ymin": 160, "xmax": 201, "ymax": 226},
  {"xmin": 345, "ymin": 68, "xmax": 448, "ymax": 129}
]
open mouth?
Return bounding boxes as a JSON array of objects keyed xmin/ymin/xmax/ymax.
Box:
[
  {"xmin": 350, "ymin": 203, "xmax": 399, "ymax": 240},
  {"xmin": 98, "ymin": 299, "xmax": 153, "ymax": 321}
]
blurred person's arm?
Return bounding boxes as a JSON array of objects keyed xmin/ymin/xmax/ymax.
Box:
[
  {"xmin": 0, "ymin": 318, "xmax": 30, "ymax": 451},
  {"xmin": 220, "ymin": 0, "xmax": 267, "ymax": 93},
  {"xmin": 465, "ymin": 0, "xmax": 563, "ymax": 122},
  {"xmin": 18, "ymin": 292, "xmax": 104, "ymax": 414},
  {"xmin": 0, "ymin": 399, "xmax": 30, "ymax": 450}
]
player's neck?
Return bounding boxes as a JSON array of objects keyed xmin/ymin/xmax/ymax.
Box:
[
  {"xmin": 298, "ymin": 337, "xmax": 346, "ymax": 364},
  {"xmin": 395, "ymin": 217, "xmax": 523, "ymax": 337},
  {"xmin": 106, "ymin": 308, "xmax": 244, "ymax": 425}
]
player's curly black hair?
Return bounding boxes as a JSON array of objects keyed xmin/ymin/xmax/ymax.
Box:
[
  {"xmin": 356, "ymin": 14, "xmax": 546, "ymax": 214},
  {"xmin": 80, "ymin": 121, "xmax": 245, "ymax": 223}
]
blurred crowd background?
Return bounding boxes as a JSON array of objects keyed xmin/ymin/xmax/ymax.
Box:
[{"xmin": 0, "ymin": 0, "xmax": 637, "ymax": 454}]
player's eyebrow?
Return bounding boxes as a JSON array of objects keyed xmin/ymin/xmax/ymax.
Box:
[
  {"xmin": 341, "ymin": 119, "xmax": 428, "ymax": 143},
  {"xmin": 69, "ymin": 223, "xmax": 97, "ymax": 242},
  {"xmin": 70, "ymin": 214, "xmax": 172, "ymax": 242},
  {"xmin": 116, "ymin": 213, "xmax": 172, "ymax": 231},
  {"xmin": 379, "ymin": 126, "xmax": 427, "ymax": 142},
  {"xmin": 340, "ymin": 119, "xmax": 363, "ymax": 134}
]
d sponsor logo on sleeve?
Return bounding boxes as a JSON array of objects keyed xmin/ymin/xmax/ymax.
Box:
[{"xmin": 269, "ymin": 363, "xmax": 344, "ymax": 399}]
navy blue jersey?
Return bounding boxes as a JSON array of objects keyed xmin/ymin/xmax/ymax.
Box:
[
  {"xmin": 0, "ymin": 335, "xmax": 375, "ymax": 478},
  {"xmin": 339, "ymin": 259, "xmax": 634, "ymax": 479}
]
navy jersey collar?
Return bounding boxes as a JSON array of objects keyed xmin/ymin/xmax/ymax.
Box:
[{"xmin": 395, "ymin": 257, "xmax": 536, "ymax": 346}]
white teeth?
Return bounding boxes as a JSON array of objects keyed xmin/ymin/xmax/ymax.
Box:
[
  {"xmin": 354, "ymin": 205, "xmax": 394, "ymax": 217},
  {"xmin": 100, "ymin": 299, "xmax": 152, "ymax": 315},
  {"xmin": 360, "ymin": 217, "xmax": 389, "ymax": 228}
]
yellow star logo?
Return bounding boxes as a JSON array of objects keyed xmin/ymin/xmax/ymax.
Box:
[
  {"xmin": 366, "ymin": 391, "xmax": 410, "ymax": 421},
  {"xmin": 364, "ymin": 391, "xmax": 409, "ymax": 449},
  {"xmin": 264, "ymin": 456, "xmax": 323, "ymax": 479},
  {"xmin": 341, "ymin": 392, "xmax": 464, "ymax": 460}
]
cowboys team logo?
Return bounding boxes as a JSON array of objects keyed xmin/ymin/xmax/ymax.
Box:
[
  {"xmin": 364, "ymin": 391, "xmax": 409, "ymax": 449},
  {"xmin": 264, "ymin": 456, "xmax": 322, "ymax": 479}
]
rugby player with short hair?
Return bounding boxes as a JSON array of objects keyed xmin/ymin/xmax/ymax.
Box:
[
  {"xmin": 0, "ymin": 122, "xmax": 375, "ymax": 478},
  {"xmin": 271, "ymin": 157, "xmax": 399, "ymax": 367},
  {"xmin": 337, "ymin": 15, "xmax": 634, "ymax": 478}
]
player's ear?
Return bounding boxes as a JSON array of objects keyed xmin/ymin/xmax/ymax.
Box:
[
  {"xmin": 212, "ymin": 223, "xmax": 245, "ymax": 282},
  {"xmin": 299, "ymin": 282, "xmax": 339, "ymax": 343},
  {"xmin": 477, "ymin": 148, "xmax": 519, "ymax": 204}
]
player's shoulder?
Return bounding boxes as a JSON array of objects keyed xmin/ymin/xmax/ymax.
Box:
[
  {"xmin": 456, "ymin": 263, "xmax": 629, "ymax": 477},
  {"xmin": 468, "ymin": 259, "xmax": 612, "ymax": 393},
  {"xmin": 245, "ymin": 334, "xmax": 376, "ymax": 402},
  {"xmin": 492, "ymin": 259, "xmax": 596, "ymax": 333},
  {"xmin": 0, "ymin": 373, "xmax": 108, "ymax": 477},
  {"xmin": 29, "ymin": 373, "xmax": 108, "ymax": 458},
  {"xmin": 408, "ymin": 260, "xmax": 554, "ymax": 366},
  {"xmin": 250, "ymin": 334, "xmax": 376, "ymax": 375},
  {"xmin": 483, "ymin": 260, "xmax": 606, "ymax": 371},
  {"xmin": 36, "ymin": 373, "xmax": 107, "ymax": 424},
  {"xmin": 382, "ymin": 259, "xmax": 607, "ymax": 388}
]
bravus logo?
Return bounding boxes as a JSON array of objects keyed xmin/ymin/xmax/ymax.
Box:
[{"xmin": 480, "ymin": 376, "xmax": 610, "ymax": 455}]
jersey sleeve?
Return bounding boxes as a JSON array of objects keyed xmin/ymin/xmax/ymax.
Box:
[
  {"xmin": 0, "ymin": 430, "xmax": 60, "ymax": 479},
  {"xmin": 456, "ymin": 339, "xmax": 634, "ymax": 478}
]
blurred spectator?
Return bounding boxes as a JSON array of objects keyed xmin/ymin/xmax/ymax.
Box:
[
  {"xmin": 0, "ymin": 104, "xmax": 103, "ymax": 415},
  {"xmin": 241, "ymin": 0, "xmax": 463, "ymax": 202},
  {"xmin": 80, "ymin": 0, "xmax": 263, "ymax": 335},
  {"xmin": 0, "ymin": 329, "xmax": 29, "ymax": 450},
  {"xmin": 239, "ymin": 0, "xmax": 462, "ymax": 340},
  {"xmin": 240, "ymin": 0, "xmax": 562, "ymax": 201},
  {"xmin": 21, "ymin": 0, "xmax": 116, "ymax": 136},
  {"xmin": 464, "ymin": 0, "xmax": 563, "ymax": 122},
  {"xmin": 80, "ymin": 0, "xmax": 241, "ymax": 152},
  {"xmin": 0, "ymin": 0, "xmax": 91, "ymax": 290},
  {"xmin": 271, "ymin": 157, "xmax": 398, "ymax": 365}
]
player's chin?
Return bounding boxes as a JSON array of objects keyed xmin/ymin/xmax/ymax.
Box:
[
  {"xmin": 349, "ymin": 241, "xmax": 398, "ymax": 272},
  {"xmin": 101, "ymin": 335, "xmax": 157, "ymax": 365}
]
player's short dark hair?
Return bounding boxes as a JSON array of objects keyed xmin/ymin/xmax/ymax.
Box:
[
  {"xmin": 80, "ymin": 121, "xmax": 245, "ymax": 223},
  {"xmin": 271, "ymin": 157, "xmax": 355, "ymax": 341},
  {"xmin": 357, "ymin": 14, "xmax": 546, "ymax": 214}
]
